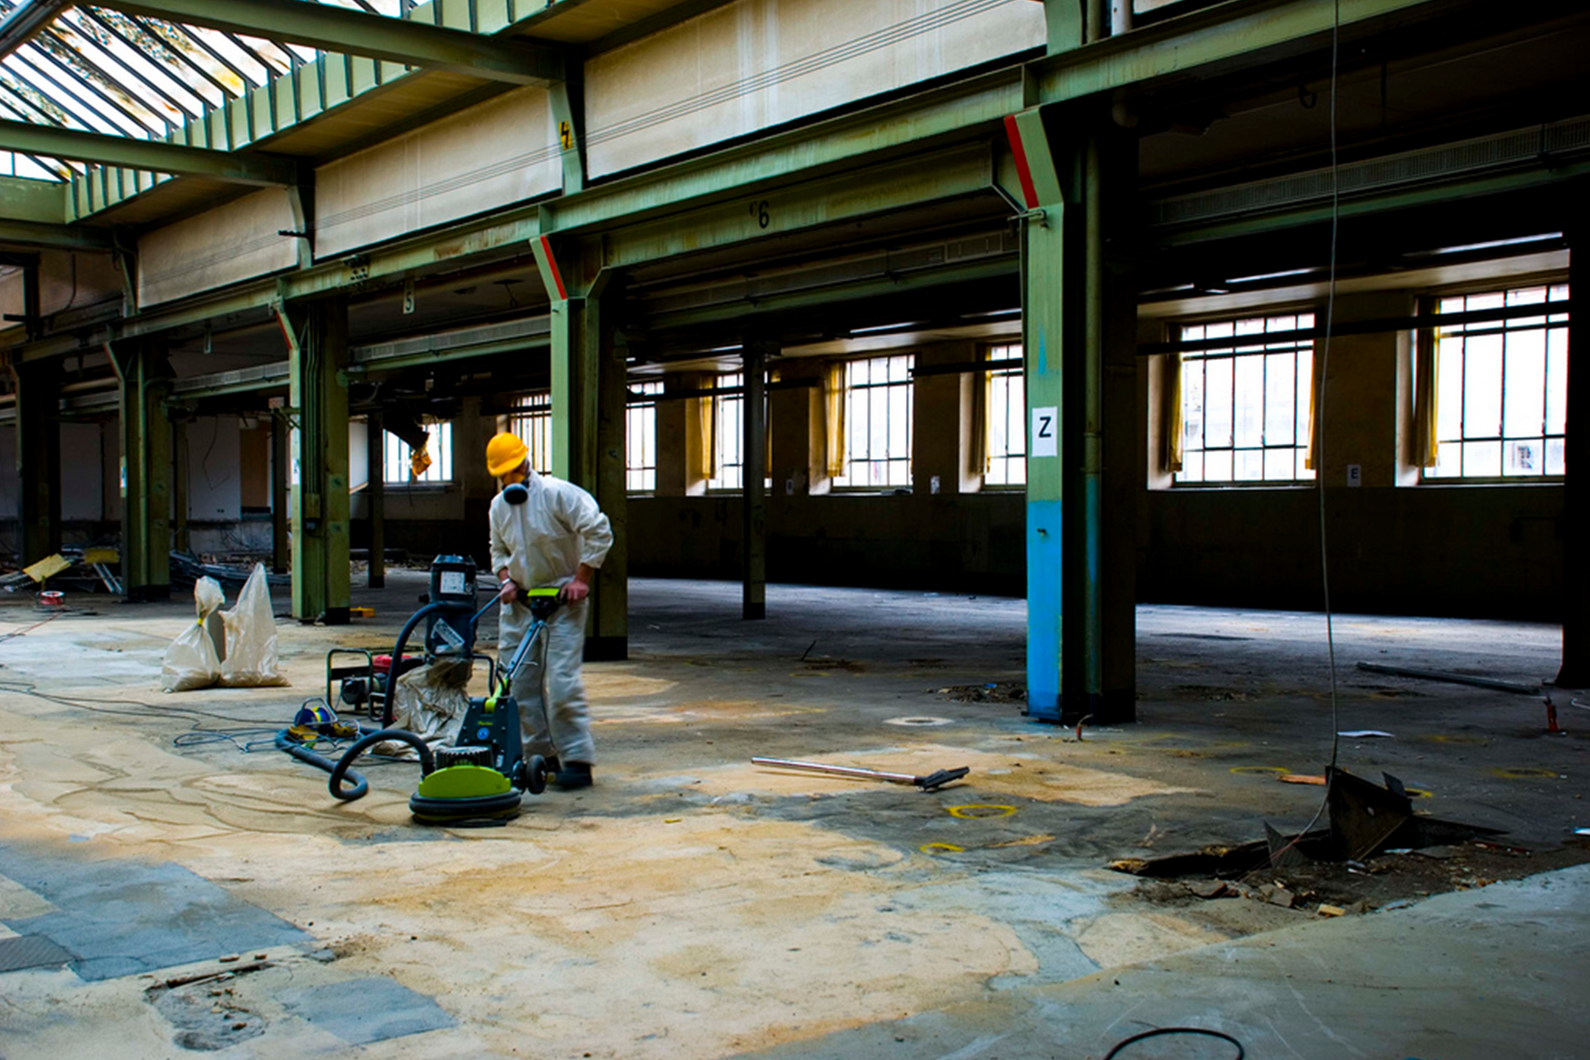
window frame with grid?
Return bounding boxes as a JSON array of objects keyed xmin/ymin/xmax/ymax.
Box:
[
  {"xmin": 383, "ymin": 421, "xmax": 455, "ymax": 486},
  {"xmin": 507, "ymin": 391, "xmax": 554, "ymax": 475},
  {"xmin": 1175, "ymin": 311, "xmax": 1317, "ymax": 486},
  {"xmin": 833, "ymin": 354, "xmax": 914, "ymax": 490},
  {"xmin": 983, "ymin": 343, "xmax": 1025, "ymax": 488},
  {"xmin": 706, "ymin": 372, "xmax": 744, "ymax": 492},
  {"xmin": 626, "ymin": 380, "xmax": 663, "ymax": 493},
  {"xmin": 1422, "ymin": 283, "xmax": 1569, "ymax": 482}
]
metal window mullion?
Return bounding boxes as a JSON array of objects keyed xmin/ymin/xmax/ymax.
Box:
[
  {"xmin": 4, "ymin": 57, "xmax": 115, "ymax": 133},
  {"xmin": 46, "ymin": 24, "xmax": 190, "ymax": 128},
  {"xmin": 75, "ymin": 10, "xmax": 217, "ymax": 112},
  {"xmin": 127, "ymin": 16, "xmax": 237, "ymax": 103},
  {"xmin": 40, "ymin": 25, "xmax": 176, "ymax": 132},
  {"xmin": 20, "ymin": 43, "xmax": 160, "ymax": 137},
  {"xmin": 142, "ymin": 18, "xmax": 253, "ymax": 98},
  {"xmin": 0, "ymin": 76, "xmax": 72, "ymax": 127},
  {"xmin": 222, "ymin": 30, "xmax": 285, "ymax": 82}
]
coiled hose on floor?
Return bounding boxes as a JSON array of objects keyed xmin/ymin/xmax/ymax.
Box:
[{"xmin": 275, "ymin": 727, "xmax": 436, "ymax": 801}]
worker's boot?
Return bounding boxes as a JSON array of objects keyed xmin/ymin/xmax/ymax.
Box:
[{"xmin": 557, "ymin": 761, "xmax": 592, "ymax": 790}]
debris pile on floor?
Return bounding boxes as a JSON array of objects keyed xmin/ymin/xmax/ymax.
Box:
[{"xmin": 938, "ymin": 681, "xmax": 1025, "ymax": 703}]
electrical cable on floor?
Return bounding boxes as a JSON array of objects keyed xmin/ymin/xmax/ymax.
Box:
[
  {"xmin": 1257, "ymin": 0, "xmax": 1344, "ymax": 874},
  {"xmin": 0, "ymin": 679, "xmax": 282, "ymax": 726},
  {"xmin": 1103, "ymin": 1026, "xmax": 1244, "ymax": 1060}
]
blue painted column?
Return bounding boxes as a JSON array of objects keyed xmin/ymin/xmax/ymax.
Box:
[{"xmin": 1006, "ymin": 108, "xmax": 1070, "ymax": 722}]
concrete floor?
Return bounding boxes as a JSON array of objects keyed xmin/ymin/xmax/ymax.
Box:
[{"xmin": 0, "ymin": 573, "xmax": 1586, "ymax": 1059}]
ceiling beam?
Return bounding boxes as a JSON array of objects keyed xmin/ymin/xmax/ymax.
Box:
[
  {"xmin": 94, "ymin": 0, "xmax": 566, "ymax": 85},
  {"xmin": 0, "ymin": 119, "xmax": 300, "ymax": 185},
  {"xmin": 0, "ymin": 0, "xmax": 68, "ymax": 62},
  {"xmin": 0, "ymin": 217, "xmax": 114, "ymax": 251}
]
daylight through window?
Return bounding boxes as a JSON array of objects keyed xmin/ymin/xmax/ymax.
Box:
[
  {"xmin": 384, "ymin": 422, "xmax": 454, "ymax": 484},
  {"xmin": 1177, "ymin": 313, "xmax": 1315, "ymax": 484},
  {"xmin": 508, "ymin": 392, "xmax": 554, "ymax": 474},
  {"xmin": 984, "ymin": 344, "xmax": 1025, "ymax": 487},
  {"xmin": 1426, "ymin": 285, "xmax": 1568, "ymax": 479},
  {"xmin": 834, "ymin": 355, "xmax": 913, "ymax": 489},
  {"xmin": 627, "ymin": 380, "xmax": 663, "ymax": 492},
  {"xmin": 707, "ymin": 373, "xmax": 744, "ymax": 491}
]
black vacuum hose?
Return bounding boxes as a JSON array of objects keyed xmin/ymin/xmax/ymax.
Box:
[
  {"xmin": 327, "ymin": 729, "xmax": 436, "ymax": 801},
  {"xmin": 384, "ymin": 602, "xmax": 449, "ymax": 726},
  {"xmin": 275, "ymin": 729, "xmax": 371, "ymax": 800}
]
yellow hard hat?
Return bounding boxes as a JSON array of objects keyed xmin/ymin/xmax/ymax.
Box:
[{"xmin": 486, "ymin": 432, "xmax": 528, "ymax": 478}]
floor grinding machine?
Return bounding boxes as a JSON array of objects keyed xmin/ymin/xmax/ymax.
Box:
[{"xmin": 280, "ymin": 555, "xmax": 565, "ymax": 824}]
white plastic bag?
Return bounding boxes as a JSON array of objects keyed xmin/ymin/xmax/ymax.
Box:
[
  {"xmin": 374, "ymin": 660, "xmax": 472, "ymax": 758},
  {"xmin": 219, "ymin": 563, "xmax": 288, "ymax": 687},
  {"xmin": 161, "ymin": 577, "xmax": 225, "ymax": 692}
]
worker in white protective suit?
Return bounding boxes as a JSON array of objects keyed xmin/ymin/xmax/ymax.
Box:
[{"xmin": 485, "ymin": 432, "xmax": 613, "ymax": 789}]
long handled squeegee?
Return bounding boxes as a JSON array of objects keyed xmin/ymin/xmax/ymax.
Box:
[{"xmin": 751, "ymin": 757, "xmax": 969, "ymax": 791}]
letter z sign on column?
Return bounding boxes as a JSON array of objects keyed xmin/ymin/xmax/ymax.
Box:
[{"xmin": 1031, "ymin": 407, "xmax": 1057, "ymax": 458}]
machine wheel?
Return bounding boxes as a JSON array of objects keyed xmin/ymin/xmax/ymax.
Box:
[{"xmin": 524, "ymin": 754, "xmax": 548, "ymax": 795}]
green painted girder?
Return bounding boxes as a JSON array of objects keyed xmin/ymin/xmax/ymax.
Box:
[
  {"xmin": 1151, "ymin": 157, "xmax": 1590, "ymax": 246},
  {"xmin": 544, "ymin": 68, "xmax": 1022, "ymax": 241},
  {"xmin": 0, "ymin": 118, "xmax": 299, "ymax": 185},
  {"xmin": 1035, "ymin": 0, "xmax": 1468, "ymax": 105},
  {"xmin": 95, "ymin": 0, "xmax": 566, "ymax": 85},
  {"xmin": 592, "ymin": 143, "xmax": 994, "ymax": 272},
  {"xmin": 0, "ymin": 217, "xmax": 114, "ymax": 251},
  {"xmin": 0, "ymin": 174, "xmax": 67, "ymax": 223}
]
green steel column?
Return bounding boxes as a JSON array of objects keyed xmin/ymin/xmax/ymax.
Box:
[
  {"xmin": 538, "ymin": 234, "xmax": 627, "ymax": 660},
  {"xmin": 271, "ymin": 408, "xmax": 289, "ymax": 574},
  {"xmin": 287, "ymin": 298, "xmax": 351, "ymax": 623},
  {"xmin": 367, "ymin": 410, "xmax": 385, "ymax": 589},
  {"xmin": 742, "ymin": 340, "xmax": 770, "ymax": 620},
  {"xmin": 110, "ymin": 342, "xmax": 172, "ymax": 600},
  {"xmin": 1081, "ymin": 132, "xmax": 1105, "ymax": 716},
  {"xmin": 1558, "ymin": 212, "xmax": 1586, "ymax": 686},
  {"xmin": 590, "ymin": 290, "xmax": 628, "ymax": 660},
  {"xmin": 1007, "ymin": 107, "xmax": 1069, "ymax": 722},
  {"xmin": 171, "ymin": 418, "xmax": 190, "ymax": 555},
  {"xmin": 13, "ymin": 361, "xmax": 62, "ymax": 565}
]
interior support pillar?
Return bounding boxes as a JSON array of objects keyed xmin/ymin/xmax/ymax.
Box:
[
  {"xmin": 1558, "ymin": 213, "xmax": 1586, "ymax": 686},
  {"xmin": 1009, "ymin": 103, "xmax": 1136, "ymax": 724},
  {"xmin": 12, "ymin": 361, "xmax": 61, "ymax": 565},
  {"xmin": 171, "ymin": 419, "xmax": 190, "ymax": 554},
  {"xmin": 109, "ymin": 342, "xmax": 172, "ymax": 600},
  {"xmin": 271, "ymin": 409, "xmax": 289, "ymax": 574},
  {"xmin": 366, "ymin": 410, "xmax": 385, "ymax": 588},
  {"xmin": 742, "ymin": 340, "xmax": 771, "ymax": 619},
  {"xmin": 539, "ymin": 236, "xmax": 627, "ymax": 660},
  {"xmin": 285, "ymin": 298, "xmax": 351, "ymax": 623}
]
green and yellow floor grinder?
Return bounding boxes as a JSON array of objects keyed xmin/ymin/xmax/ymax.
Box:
[{"xmin": 278, "ymin": 555, "xmax": 565, "ymax": 825}]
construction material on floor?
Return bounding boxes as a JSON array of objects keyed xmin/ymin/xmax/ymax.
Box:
[
  {"xmin": 1356, "ymin": 661, "xmax": 1540, "ymax": 695},
  {"xmin": 751, "ymin": 756, "xmax": 970, "ymax": 791}
]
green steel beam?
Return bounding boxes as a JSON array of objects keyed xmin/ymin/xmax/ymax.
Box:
[
  {"xmin": 96, "ymin": 0, "xmax": 566, "ymax": 85},
  {"xmin": 0, "ymin": 217, "xmax": 114, "ymax": 251},
  {"xmin": 1035, "ymin": 0, "xmax": 1469, "ymax": 106},
  {"xmin": 544, "ymin": 68, "xmax": 1022, "ymax": 237},
  {"xmin": 0, "ymin": 118, "xmax": 299, "ymax": 185},
  {"xmin": 593, "ymin": 143, "xmax": 993, "ymax": 272},
  {"xmin": 1151, "ymin": 158, "xmax": 1590, "ymax": 246},
  {"xmin": 0, "ymin": 174, "xmax": 66, "ymax": 223}
]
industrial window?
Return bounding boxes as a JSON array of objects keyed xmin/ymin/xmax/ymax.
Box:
[
  {"xmin": 983, "ymin": 344, "xmax": 1025, "ymax": 487},
  {"xmin": 833, "ymin": 354, "xmax": 914, "ymax": 489},
  {"xmin": 1422, "ymin": 285, "xmax": 1569, "ymax": 480},
  {"xmin": 1173, "ymin": 313, "xmax": 1316, "ymax": 484},
  {"xmin": 508, "ymin": 392, "xmax": 554, "ymax": 474},
  {"xmin": 627, "ymin": 380, "xmax": 663, "ymax": 492},
  {"xmin": 384, "ymin": 422, "xmax": 453, "ymax": 485},
  {"xmin": 707, "ymin": 372, "xmax": 744, "ymax": 491}
]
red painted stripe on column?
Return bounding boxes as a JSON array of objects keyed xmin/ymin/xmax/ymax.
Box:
[
  {"xmin": 539, "ymin": 235, "xmax": 567, "ymax": 301},
  {"xmin": 1004, "ymin": 114, "xmax": 1040, "ymax": 210}
]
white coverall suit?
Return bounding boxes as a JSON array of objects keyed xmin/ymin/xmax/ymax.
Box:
[{"xmin": 488, "ymin": 472, "xmax": 613, "ymax": 766}]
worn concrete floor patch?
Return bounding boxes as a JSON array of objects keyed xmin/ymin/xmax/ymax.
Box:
[
  {"xmin": 278, "ymin": 976, "xmax": 455, "ymax": 1044},
  {"xmin": 0, "ymin": 933, "xmax": 73, "ymax": 973},
  {"xmin": 0, "ymin": 843, "xmax": 307, "ymax": 980}
]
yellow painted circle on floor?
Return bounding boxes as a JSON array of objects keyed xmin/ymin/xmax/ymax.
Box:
[
  {"xmin": 947, "ymin": 804, "xmax": 1017, "ymax": 819},
  {"xmin": 1420, "ymin": 734, "xmax": 1489, "ymax": 745},
  {"xmin": 1229, "ymin": 766, "xmax": 1290, "ymax": 776},
  {"xmin": 920, "ymin": 842, "xmax": 964, "ymax": 854},
  {"xmin": 1492, "ymin": 767, "xmax": 1559, "ymax": 779}
]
